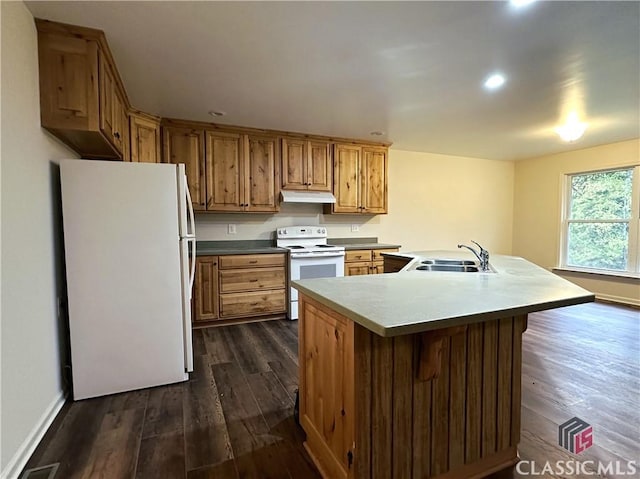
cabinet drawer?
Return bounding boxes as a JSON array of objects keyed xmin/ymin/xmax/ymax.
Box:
[
  {"xmin": 372, "ymin": 248, "xmax": 399, "ymax": 261},
  {"xmin": 345, "ymin": 250, "xmax": 372, "ymax": 263},
  {"xmin": 220, "ymin": 289, "xmax": 286, "ymax": 318},
  {"xmin": 345, "ymin": 261, "xmax": 371, "ymax": 276},
  {"xmin": 218, "ymin": 253, "xmax": 285, "ymax": 269},
  {"xmin": 219, "ymin": 268, "xmax": 285, "ymax": 293}
]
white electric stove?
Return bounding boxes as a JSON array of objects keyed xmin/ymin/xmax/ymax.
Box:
[{"xmin": 276, "ymin": 226, "xmax": 345, "ymax": 319}]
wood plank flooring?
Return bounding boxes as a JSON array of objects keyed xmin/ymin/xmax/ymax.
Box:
[{"xmin": 23, "ymin": 302, "xmax": 639, "ymax": 478}]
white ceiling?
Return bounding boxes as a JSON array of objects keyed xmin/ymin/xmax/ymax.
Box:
[{"xmin": 26, "ymin": 1, "xmax": 640, "ymax": 161}]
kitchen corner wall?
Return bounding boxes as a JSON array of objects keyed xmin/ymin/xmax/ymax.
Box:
[
  {"xmin": 513, "ymin": 138, "xmax": 640, "ymax": 306},
  {"xmin": 1, "ymin": 3, "xmax": 79, "ymax": 477},
  {"xmin": 196, "ymin": 149, "xmax": 515, "ymax": 254}
]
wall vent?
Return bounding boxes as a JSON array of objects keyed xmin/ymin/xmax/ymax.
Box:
[{"xmin": 20, "ymin": 464, "xmax": 59, "ymax": 479}]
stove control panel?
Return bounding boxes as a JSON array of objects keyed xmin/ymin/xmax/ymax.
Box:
[{"xmin": 277, "ymin": 226, "xmax": 327, "ymax": 239}]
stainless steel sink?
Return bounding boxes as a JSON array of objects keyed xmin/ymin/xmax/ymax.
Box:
[
  {"xmin": 421, "ymin": 259, "xmax": 476, "ymax": 266},
  {"xmin": 416, "ymin": 264, "xmax": 480, "ymax": 272}
]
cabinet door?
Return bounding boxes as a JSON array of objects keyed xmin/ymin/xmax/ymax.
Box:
[
  {"xmin": 245, "ymin": 135, "xmax": 280, "ymax": 212},
  {"xmin": 194, "ymin": 256, "xmax": 219, "ymax": 322},
  {"xmin": 163, "ymin": 127, "xmax": 206, "ymax": 210},
  {"xmin": 299, "ymin": 296, "xmax": 354, "ymax": 477},
  {"xmin": 345, "ymin": 261, "xmax": 371, "ymax": 276},
  {"xmin": 99, "ymin": 56, "xmax": 117, "ymax": 147},
  {"xmin": 371, "ymin": 262, "xmax": 385, "ymax": 274},
  {"xmin": 282, "ymin": 137, "xmax": 307, "ymax": 190},
  {"xmin": 99, "ymin": 58, "xmax": 125, "ymax": 155},
  {"xmin": 206, "ymin": 131, "xmax": 244, "ymax": 211},
  {"xmin": 130, "ymin": 114, "xmax": 160, "ymax": 163},
  {"xmin": 361, "ymin": 147, "xmax": 387, "ymax": 214},
  {"xmin": 308, "ymin": 140, "xmax": 332, "ymax": 192},
  {"xmin": 111, "ymin": 88, "xmax": 126, "ymax": 154},
  {"xmin": 37, "ymin": 33, "xmax": 100, "ymax": 132},
  {"xmin": 333, "ymin": 144, "xmax": 361, "ymax": 213}
]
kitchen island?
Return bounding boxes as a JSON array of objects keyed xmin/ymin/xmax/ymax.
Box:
[{"xmin": 292, "ymin": 252, "xmax": 594, "ymax": 479}]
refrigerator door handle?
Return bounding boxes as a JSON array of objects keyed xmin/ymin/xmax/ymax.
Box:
[
  {"xmin": 184, "ymin": 174, "xmax": 196, "ymax": 238},
  {"xmin": 189, "ymin": 237, "xmax": 197, "ymax": 293}
]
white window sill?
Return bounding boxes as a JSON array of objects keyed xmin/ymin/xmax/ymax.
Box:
[{"xmin": 553, "ymin": 267, "xmax": 640, "ymax": 281}]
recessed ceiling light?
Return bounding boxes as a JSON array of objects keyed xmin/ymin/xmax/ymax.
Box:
[
  {"xmin": 370, "ymin": 131, "xmax": 385, "ymax": 136},
  {"xmin": 208, "ymin": 110, "xmax": 226, "ymax": 117},
  {"xmin": 484, "ymin": 73, "xmax": 506, "ymax": 90},
  {"xmin": 510, "ymin": 0, "xmax": 536, "ymax": 7}
]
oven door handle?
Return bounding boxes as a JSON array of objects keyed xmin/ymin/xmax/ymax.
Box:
[{"xmin": 290, "ymin": 252, "xmax": 345, "ymax": 259}]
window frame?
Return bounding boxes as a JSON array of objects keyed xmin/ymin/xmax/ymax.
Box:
[{"xmin": 559, "ymin": 165, "xmax": 640, "ymax": 275}]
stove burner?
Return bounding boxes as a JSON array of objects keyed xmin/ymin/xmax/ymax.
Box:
[
  {"xmin": 315, "ymin": 244, "xmax": 334, "ymax": 248},
  {"xmin": 288, "ymin": 245, "xmax": 304, "ymax": 249}
]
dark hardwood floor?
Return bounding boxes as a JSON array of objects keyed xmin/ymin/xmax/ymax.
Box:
[{"xmin": 23, "ymin": 302, "xmax": 639, "ymax": 478}]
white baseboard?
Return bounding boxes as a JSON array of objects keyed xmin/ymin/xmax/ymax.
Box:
[
  {"xmin": 596, "ymin": 293, "xmax": 640, "ymax": 308},
  {"xmin": 0, "ymin": 391, "xmax": 67, "ymax": 479}
]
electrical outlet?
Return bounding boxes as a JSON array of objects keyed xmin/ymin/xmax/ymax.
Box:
[
  {"xmin": 351, "ymin": 224, "xmax": 359, "ymax": 232},
  {"xmin": 228, "ymin": 224, "xmax": 236, "ymax": 234}
]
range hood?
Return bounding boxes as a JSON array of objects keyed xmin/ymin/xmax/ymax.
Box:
[{"xmin": 280, "ymin": 190, "xmax": 336, "ymax": 204}]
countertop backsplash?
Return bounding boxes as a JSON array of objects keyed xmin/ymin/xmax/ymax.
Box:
[{"xmin": 194, "ymin": 203, "xmax": 385, "ymax": 241}]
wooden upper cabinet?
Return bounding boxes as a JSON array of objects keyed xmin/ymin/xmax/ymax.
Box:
[
  {"xmin": 206, "ymin": 131, "xmax": 244, "ymax": 212},
  {"xmin": 330, "ymin": 143, "xmax": 388, "ymax": 214},
  {"xmin": 361, "ymin": 147, "xmax": 388, "ymax": 214},
  {"xmin": 162, "ymin": 126, "xmax": 206, "ymax": 210},
  {"xmin": 129, "ymin": 112, "xmax": 160, "ymax": 163},
  {"xmin": 99, "ymin": 58, "xmax": 126, "ymax": 155},
  {"xmin": 282, "ymin": 138, "xmax": 332, "ymax": 192},
  {"xmin": 205, "ymin": 131, "xmax": 280, "ymax": 213},
  {"xmin": 35, "ymin": 19, "xmax": 129, "ymax": 159},
  {"xmin": 332, "ymin": 144, "xmax": 362, "ymax": 213},
  {"xmin": 245, "ymin": 135, "xmax": 280, "ymax": 212}
]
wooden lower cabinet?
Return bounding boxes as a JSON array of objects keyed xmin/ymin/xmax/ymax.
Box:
[
  {"xmin": 219, "ymin": 290, "xmax": 286, "ymax": 318},
  {"xmin": 193, "ymin": 256, "xmax": 219, "ymax": 322},
  {"xmin": 298, "ymin": 293, "xmax": 526, "ymax": 479},
  {"xmin": 344, "ymin": 248, "xmax": 399, "ymax": 276},
  {"xmin": 193, "ymin": 253, "xmax": 287, "ymax": 325}
]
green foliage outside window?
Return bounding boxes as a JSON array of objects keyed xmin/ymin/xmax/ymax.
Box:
[{"xmin": 567, "ymin": 169, "xmax": 633, "ymax": 271}]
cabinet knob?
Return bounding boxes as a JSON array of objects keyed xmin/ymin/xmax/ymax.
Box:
[{"xmin": 114, "ymin": 132, "xmax": 121, "ymax": 139}]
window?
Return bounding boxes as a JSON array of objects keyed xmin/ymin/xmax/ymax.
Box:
[{"xmin": 561, "ymin": 166, "xmax": 639, "ymax": 274}]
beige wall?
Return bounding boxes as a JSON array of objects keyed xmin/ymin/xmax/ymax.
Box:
[
  {"xmin": 196, "ymin": 149, "xmax": 515, "ymax": 254},
  {"xmin": 513, "ymin": 139, "xmax": 640, "ymax": 305},
  {"xmin": 1, "ymin": 2, "xmax": 79, "ymax": 477}
]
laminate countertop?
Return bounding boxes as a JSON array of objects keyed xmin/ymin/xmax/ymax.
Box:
[
  {"xmin": 195, "ymin": 240, "xmax": 287, "ymax": 256},
  {"xmin": 292, "ymin": 250, "xmax": 595, "ymax": 337},
  {"xmin": 327, "ymin": 237, "xmax": 401, "ymax": 250}
]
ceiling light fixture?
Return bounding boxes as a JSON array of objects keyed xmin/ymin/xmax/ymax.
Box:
[
  {"xmin": 510, "ymin": 0, "xmax": 536, "ymax": 7},
  {"xmin": 484, "ymin": 73, "xmax": 506, "ymax": 90},
  {"xmin": 370, "ymin": 131, "xmax": 385, "ymax": 136},
  {"xmin": 555, "ymin": 112, "xmax": 588, "ymax": 142},
  {"xmin": 208, "ymin": 110, "xmax": 226, "ymax": 117}
]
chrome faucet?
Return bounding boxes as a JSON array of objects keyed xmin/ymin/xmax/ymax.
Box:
[{"xmin": 457, "ymin": 241, "xmax": 491, "ymax": 272}]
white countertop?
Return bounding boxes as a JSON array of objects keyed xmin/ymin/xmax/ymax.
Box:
[{"xmin": 292, "ymin": 251, "xmax": 595, "ymax": 337}]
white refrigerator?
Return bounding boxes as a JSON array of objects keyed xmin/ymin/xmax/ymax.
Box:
[{"xmin": 60, "ymin": 159, "xmax": 195, "ymax": 400}]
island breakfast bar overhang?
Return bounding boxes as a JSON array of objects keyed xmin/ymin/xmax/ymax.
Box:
[{"xmin": 293, "ymin": 252, "xmax": 595, "ymax": 479}]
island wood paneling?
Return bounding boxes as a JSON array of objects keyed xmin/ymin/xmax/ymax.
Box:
[{"xmin": 298, "ymin": 293, "xmax": 526, "ymax": 479}]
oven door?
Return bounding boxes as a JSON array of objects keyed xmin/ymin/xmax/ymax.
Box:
[{"xmin": 289, "ymin": 252, "xmax": 345, "ymax": 313}]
